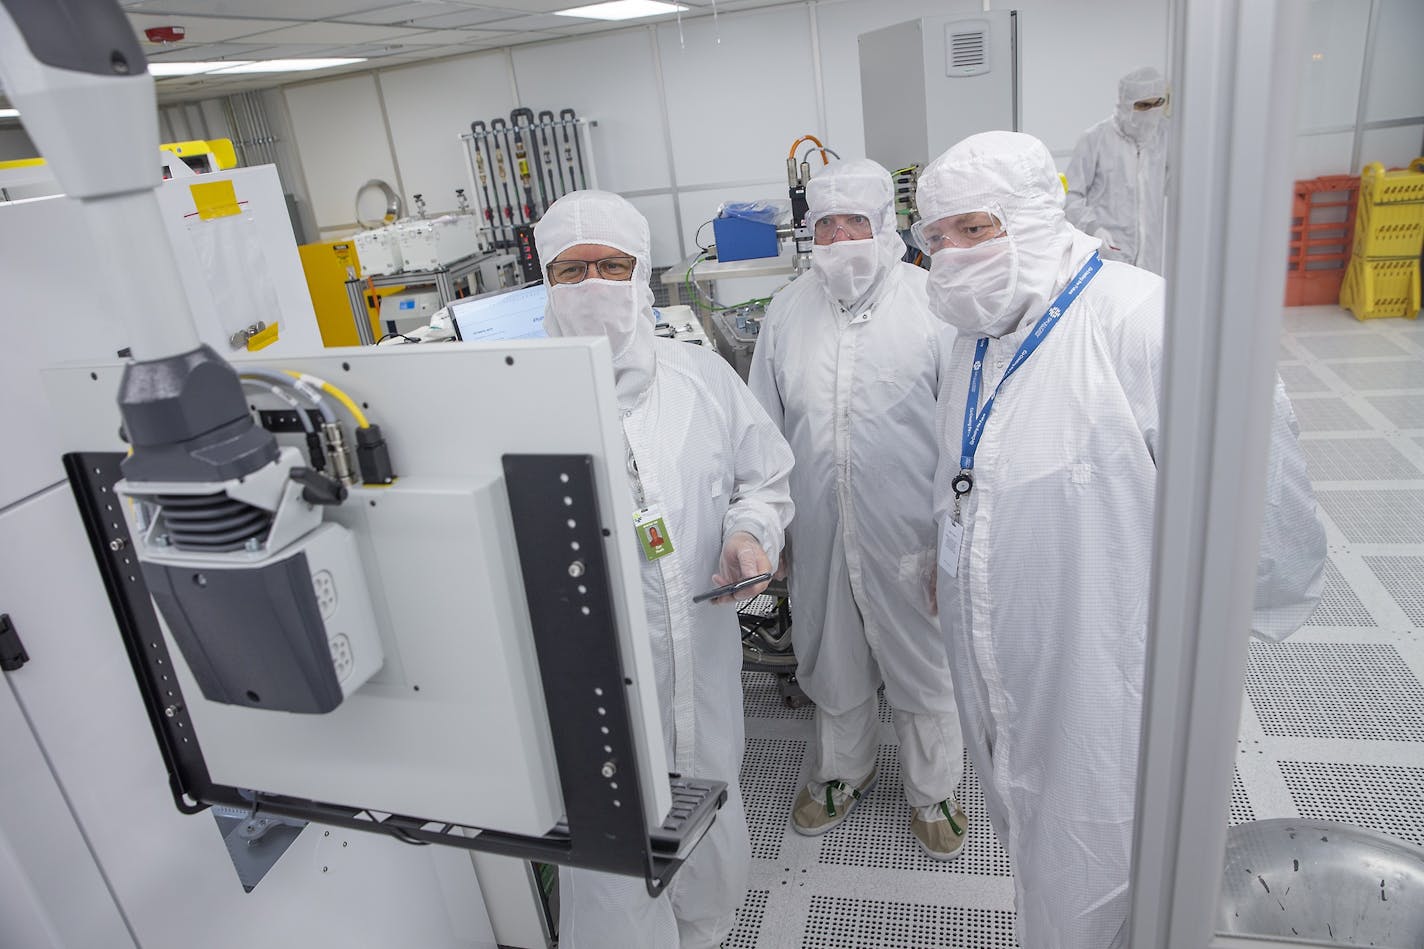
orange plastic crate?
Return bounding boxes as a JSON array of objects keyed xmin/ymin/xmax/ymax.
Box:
[{"xmin": 1285, "ymin": 174, "xmax": 1359, "ymax": 306}]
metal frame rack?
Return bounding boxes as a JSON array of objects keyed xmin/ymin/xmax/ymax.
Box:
[
  {"xmin": 461, "ymin": 109, "xmax": 598, "ymax": 250},
  {"xmin": 344, "ymin": 250, "xmax": 517, "ymax": 345}
]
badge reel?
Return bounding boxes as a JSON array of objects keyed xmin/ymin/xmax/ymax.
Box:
[{"xmin": 941, "ymin": 470, "xmax": 973, "ymax": 579}]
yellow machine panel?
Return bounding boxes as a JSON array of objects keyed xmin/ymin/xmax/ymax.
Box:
[{"xmin": 299, "ymin": 239, "xmax": 402, "ymax": 347}]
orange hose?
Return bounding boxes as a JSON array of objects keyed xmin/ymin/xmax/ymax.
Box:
[{"xmin": 788, "ymin": 134, "xmax": 829, "ymax": 165}]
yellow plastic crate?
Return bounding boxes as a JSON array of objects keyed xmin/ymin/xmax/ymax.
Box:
[
  {"xmin": 1355, "ymin": 193, "xmax": 1424, "ymax": 257},
  {"xmin": 1340, "ymin": 256, "xmax": 1420, "ymax": 320},
  {"xmin": 1360, "ymin": 158, "xmax": 1424, "ymax": 205}
]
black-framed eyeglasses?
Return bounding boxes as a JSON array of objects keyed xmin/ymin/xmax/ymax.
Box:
[{"xmin": 546, "ymin": 256, "xmax": 637, "ymax": 285}]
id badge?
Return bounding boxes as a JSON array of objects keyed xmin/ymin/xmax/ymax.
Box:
[
  {"xmin": 634, "ymin": 509, "xmax": 675, "ymax": 561},
  {"xmin": 938, "ymin": 517, "xmax": 964, "ymax": 578}
]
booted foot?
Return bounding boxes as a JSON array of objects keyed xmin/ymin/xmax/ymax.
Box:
[
  {"xmin": 910, "ymin": 799, "xmax": 967, "ymax": 860},
  {"xmin": 790, "ymin": 767, "xmax": 878, "ymax": 836}
]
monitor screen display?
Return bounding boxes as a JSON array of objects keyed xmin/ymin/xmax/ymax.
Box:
[{"xmin": 451, "ymin": 283, "xmax": 548, "ymax": 342}]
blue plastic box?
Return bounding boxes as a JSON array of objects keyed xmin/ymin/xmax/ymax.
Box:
[{"xmin": 712, "ymin": 215, "xmax": 779, "ymax": 262}]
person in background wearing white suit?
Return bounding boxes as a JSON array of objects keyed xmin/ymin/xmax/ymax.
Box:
[
  {"xmin": 1065, "ymin": 66, "xmax": 1170, "ymax": 274},
  {"xmin": 534, "ymin": 190, "xmax": 796, "ymax": 948}
]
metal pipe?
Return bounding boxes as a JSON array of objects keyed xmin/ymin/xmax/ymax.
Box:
[{"xmin": 222, "ymin": 98, "xmax": 247, "ymax": 166}]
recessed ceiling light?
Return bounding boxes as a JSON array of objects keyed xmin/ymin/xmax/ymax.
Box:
[
  {"xmin": 208, "ymin": 58, "xmax": 366, "ymax": 74},
  {"xmin": 0, "ymin": 108, "xmax": 19, "ymax": 118},
  {"xmin": 554, "ymin": 1, "xmax": 688, "ymax": 21},
  {"xmin": 148, "ymin": 61, "xmax": 252, "ymax": 77}
]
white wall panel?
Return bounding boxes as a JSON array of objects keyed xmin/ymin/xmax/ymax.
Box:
[
  {"xmin": 1364, "ymin": 0, "xmax": 1424, "ymax": 123},
  {"xmin": 283, "ymin": 74, "xmax": 400, "ymax": 231},
  {"xmin": 656, "ymin": 6, "xmax": 819, "ymax": 188},
  {"xmin": 378, "ymin": 52, "xmax": 516, "ymax": 216},
  {"xmin": 1297, "ymin": 0, "xmax": 1369, "ymax": 131},
  {"xmin": 1359, "ymin": 124, "xmax": 1424, "ymax": 171},
  {"xmin": 1292, "ymin": 131, "xmax": 1355, "ymax": 179},
  {"xmin": 511, "ymin": 30, "xmax": 672, "ymax": 194},
  {"xmin": 1016, "ymin": 0, "xmax": 1168, "ymax": 158},
  {"xmin": 626, "ymin": 192, "xmax": 683, "ymax": 269}
]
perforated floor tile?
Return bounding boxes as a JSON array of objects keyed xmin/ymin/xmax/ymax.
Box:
[
  {"xmin": 1367, "ymin": 393, "xmax": 1424, "ymax": 429},
  {"xmin": 1229, "ymin": 768, "xmax": 1255, "ymax": 825},
  {"xmin": 1323, "ymin": 359, "xmax": 1424, "ymax": 392},
  {"xmin": 1298, "ymin": 333, "xmax": 1410, "ymax": 360},
  {"xmin": 741, "ymin": 673, "xmax": 894, "ymax": 725},
  {"xmin": 1304, "ymin": 559, "xmax": 1375, "ymax": 627},
  {"xmin": 1363, "ymin": 556, "xmax": 1424, "ymax": 626},
  {"xmin": 1300, "ymin": 437, "xmax": 1422, "ymax": 481},
  {"xmin": 1278, "ymin": 363, "xmax": 1331, "ymax": 395},
  {"xmin": 1280, "ymin": 761, "xmax": 1424, "ymax": 845},
  {"xmin": 1245, "ymin": 642, "xmax": 1424, "ymax": 741},
  {"xmin": 1315, "ymin": 489, "xmax": 1424, "ymax": 543},
  {"xmin": 802, "ymin": 895, "xmax": 1019, "ymax": 948},
  {"xmin": 818, "ymin": 747, "xmax": 1012, "ymax": 877},
  {"xmin": 722, "ymin": 888, "xmax": 768, "ymax": 949},
  {"xmin": 743, "ymin": 672, "xmax": 814, "ymax": 721},
  {"xmin": 742, "ymin": 738, "xmax": 806, "ymax": 861},
  {"xmin": 1289, "ymin": 396, "xmax": 1373, "ymax": 432}
]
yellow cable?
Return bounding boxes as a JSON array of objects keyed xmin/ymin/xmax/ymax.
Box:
[{"xmin": 282, "ymin": 370, "xmax": 370, "ymax": 428}]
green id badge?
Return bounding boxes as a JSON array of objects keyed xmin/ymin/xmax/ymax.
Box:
[{"xmin": 634, "ymin": 509, "xmax": 674, "ymax": 561}]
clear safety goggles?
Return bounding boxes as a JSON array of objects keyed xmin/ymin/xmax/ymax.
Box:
[
  {"xmin": 1132, "ymin": 95, "xmax": 1167, "ymax": 111},
  {"xmin": 805, "ymin": 208, "xmax": 879, "ymax": 244},
  {"xmin": 910, "ymin": 205, "xmax": 1007, "ymax": 253}
]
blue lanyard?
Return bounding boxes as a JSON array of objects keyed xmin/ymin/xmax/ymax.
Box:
[{"xmin": 956, "ymin": 253, "xmax": 1103, "ymax": 492}]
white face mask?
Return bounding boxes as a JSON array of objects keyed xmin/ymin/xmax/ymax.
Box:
[
  {"xmin": 926, "ymin": 236, "xmax": 1021, "ymax": 337},
  {"xmin": 1124, "ymin": 107, "xmax": 1164, "ymax": 141},
  {"xmin": 811, "ymin": 237, "xmax": 879, "ymax": 303},
  {"xmin": 546, "ymin": 278, "xmax": 640, "ymax": 358}
]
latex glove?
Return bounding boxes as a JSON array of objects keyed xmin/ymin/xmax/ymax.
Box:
[
  {"xmin": 773, "ymin": 533, "xmax": 791, "ymax": 581},
  {"xmin": 711, "ymin": 530, "xmax": 773, "ymax": 604},
  {"xmin": 1093, "ymin": 227, "xmax": 1123, "ymax": 254}
]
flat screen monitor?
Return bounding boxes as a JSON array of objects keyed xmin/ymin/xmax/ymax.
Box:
[{"xmin": 451, "ymin": 283, "xmax": 548, "ymax": 342}]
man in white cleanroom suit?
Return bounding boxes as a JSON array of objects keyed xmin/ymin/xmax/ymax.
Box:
[
  {"xmin": 534, "ymin": 191, "xmax": 795, "ymax": 948},
  {"xmin": 1065, "ymin": 66, "xmax": 1169, "ymax": 274},
  {"xmin": 747, "ymin": 159, "xmax": 968, "ymax": 859},
  {"xmin": 916, "ymin": 131, "xmax": 1326, "ymax": 949}
]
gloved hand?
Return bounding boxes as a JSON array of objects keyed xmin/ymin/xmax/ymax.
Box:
[
  {"xmin": 1093, "ymin": 227, "xmax": 1123, "ymax": 255},
  {"xmin": 711, "ymin": 530, "xmax": 773, "ymax": 604},
  {"xmin": 773, "ymin": 533, "xmax": 791, "ymax": 581}
]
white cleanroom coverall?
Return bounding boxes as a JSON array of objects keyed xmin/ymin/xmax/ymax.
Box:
[
  {"xmin": 534, "ymin": 190, "xmax": 795, "ymax": 949},
  {"xmin": 1065, "ymin": 66, "xmax": 1169, "ymax": 274},
  {"xmin": 918, "ymin": 132, "xmax": 1326, "ymax": 949},
  {"xmin": 747, "ymin": 158, "xmax": 964, "ymax": 811}
]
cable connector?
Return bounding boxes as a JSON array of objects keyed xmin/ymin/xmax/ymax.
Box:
[
  {"xmin": 356, "ymin": 424, "xmax": 396, "ymax": 485},
  {"xmin": 322, "ymin": 422, "xmax": 356, "ymax": 485},
  {"xmin": 289, "ymin": 467, "xmax": 348, "ymax": 506}
]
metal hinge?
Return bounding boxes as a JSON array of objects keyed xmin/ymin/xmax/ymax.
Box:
[{"xmin": 0, "ymin": 614, "xmax": 29, "ymax": 672}]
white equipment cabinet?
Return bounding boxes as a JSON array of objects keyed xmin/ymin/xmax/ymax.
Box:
[
  {"xmin": 859, "ymin": 11, "xmax": 1021, "ymax": 171},
  {"xmin": 0, "ymin": 175, "xmax": 502, "ymax": 949}
]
